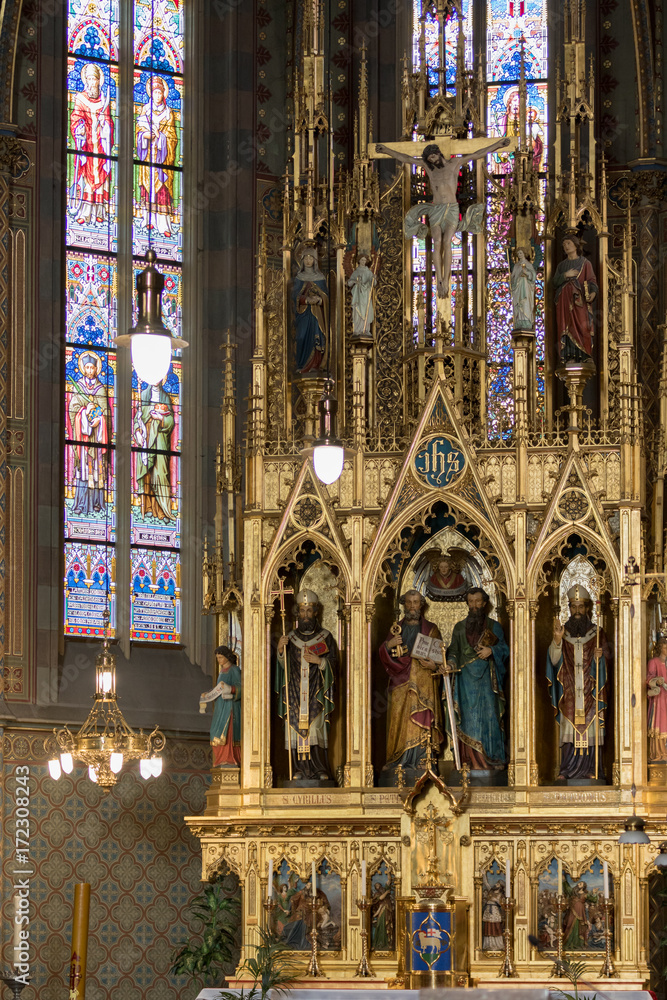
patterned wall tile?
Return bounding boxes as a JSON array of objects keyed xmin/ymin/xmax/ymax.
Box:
[{"xmin": 2, "ymin": 731, "xmax": 213, "ymax": 1000}]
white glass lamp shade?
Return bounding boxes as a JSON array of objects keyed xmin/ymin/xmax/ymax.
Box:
[
  {"xmin": 313, "ymin": 444, "xmax": 344, "ymax": 485},
  {"xmin": 618, "ymin": 816, "xmax": 650, "ymax": 844},
  {"xmin": 139, "ymin": 759, "xmax": 152, "ymax": 779},
  {"xmin": 654, "ymin": 843, "xmax": 667, "ymax": 868},
  {"xmin": 60, "ymin": 752, "xmax": 74, "ymax": 774},
  {"xmin": 131, "ymin": 333, "xmax": 172, "ymax": 385},
  {"xmin": 48, "ymin": 758, "xmax": 62, "ymax": 780},
  {"xmin": 88, "ymin": 765, "xmax": 99, "ymax": 783},
  {"xmin": 109, "ymin": 752, "xmax": 124, "ymax": 774},
  {"xmin": 150, "ymin": 757, "xmax": 163, "ymax": 777}
]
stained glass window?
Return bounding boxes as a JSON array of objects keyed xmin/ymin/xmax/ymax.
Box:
[
  {"xmin": 410, "ymin": 0, "xmax": 548, "ymax": 439},
  {"xmin": 65, "ymin": 0, "xmax": 119, "ymax": 636},
  {"xmin": 65, "ymin": 0, "xmax": 183, "ymax": 643},
  {"xmin": 485, "ymin": 0, "xmax": 548, "ymax": 438},
  {"xmin": 130, "ymin": 0, "xmax": 183, "ymax": 642}
]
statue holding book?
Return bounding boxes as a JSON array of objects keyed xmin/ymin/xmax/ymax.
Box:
[
  {"xmin": 378, "ymin": 589, "xmax": 444, "ymax": 779},
  {"xmin": 442, "ymin": 588, "xmax": 509, "ymax": 770}
]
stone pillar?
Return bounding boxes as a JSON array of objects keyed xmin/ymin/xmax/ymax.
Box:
[{"xmin": 0, "ymin": 134, "xmax": 27, "ymax": 699}]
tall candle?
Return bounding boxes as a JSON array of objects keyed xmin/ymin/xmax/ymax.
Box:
[
  {"xmin": 12, "ymin": 894, "xmax": 21, "ymax": 951},
  {"xmin": 603, "ymin": 861, "xmax": 609, "ymax": 899},
  {"xmin": 361, "ymin": 860, "xmax": 367, "ymax": 898},
  {"xmin": 267, "ymin": 859, "xmax": 273, "ymax": 899},
  {"xmin": 69, "ymin": 883, "xmax": 91, "ymax": 1000},
  {"xmin": 557, "ymin": 859, "xmax": 563, "ymax": 896},
  {"xmin": 312, "ymin": 861, "xmax": 317, "ymax": 897},
  {"xmin": 505, "ymin": 859, "xmax": 511, "ymax": 898}
]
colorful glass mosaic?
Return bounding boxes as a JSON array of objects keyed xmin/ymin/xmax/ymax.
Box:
[
  {"xmin": 66, "ymin": 0, "xmax": 184, "ymax": 642},
  {"xmin": 65, "ymin": 0, "xmax": 119, "ymax": 633},
  {"xmin": 64, "ymin": 543, "xmax": 116, "ymax": 637},
  {"xmin": 131, "ymin": 547, "xmax": 181, "ymax": 643}
]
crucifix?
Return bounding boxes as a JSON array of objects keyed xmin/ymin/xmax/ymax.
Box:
[
  {"xmin": 414, "ymin": 802, "xmax": 453, "ymax": 886},
  {"xmin": 271, "ymin": 576, "xmax": 295, "ymax": 779},
  {"xmin": 372, "ymin": 136, "xmax": 517, "ymax": 301}
]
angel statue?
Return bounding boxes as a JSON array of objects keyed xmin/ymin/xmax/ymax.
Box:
[
  {"xmin": 423, "ymin": 548, "xmax": 470, "ymax": 600},
  {"xmin": 347, "ymin": 251, "xmax": 377, "ymax": 337}
]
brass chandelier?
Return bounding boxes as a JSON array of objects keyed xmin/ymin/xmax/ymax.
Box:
[{"xmin": 48, "ymin": 636, "xmax": 165, "ymax": 790}]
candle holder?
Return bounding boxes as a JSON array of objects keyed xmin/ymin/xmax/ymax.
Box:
[
  {"xmin": 549, "ymin": 893, "xmax": 566, "ymax": 978},
  {"xmin": 354, "ymin": 898, "xmax": 375, "ymax": 978},
  {"xmin": 305, "ymin": 895, "xmax": 326, "ymax": 978},
  {"xmin": 0, "ymin": 976, "xmax": 29, "ymax": 1000},
  {"xmin": 263, "ymin": 896, "xmax": 277, "ymax": 928},
  {"xmin": 599, "ymin": 897, "xmax": 617, "ymax": 978},
  {"xmin": 498, "ymin": 896, "xmax": 518, "ymax": 978}
]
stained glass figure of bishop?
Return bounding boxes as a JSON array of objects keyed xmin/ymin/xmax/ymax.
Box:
[{"xmin": 275, "ymin": 590, "xmax": 337, "ymax": 782}]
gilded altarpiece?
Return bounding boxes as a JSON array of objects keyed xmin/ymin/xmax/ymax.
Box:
[{"xmin": 188, "ymin": 0, "xmax": 664, "ymax": 989}]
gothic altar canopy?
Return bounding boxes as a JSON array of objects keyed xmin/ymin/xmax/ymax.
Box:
[{"xmin": 187, "ymin": 0, "xmax": 667, "ymax": 989}]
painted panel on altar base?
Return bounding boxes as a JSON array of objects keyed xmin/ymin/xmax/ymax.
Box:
[
  {"xmin": 537, "ymin": 857, "xmax": 613, "ymax": 953},
  {"xmin": 482, "ymin": 859, "xmax": 507, "ymax": 952},
  {"xmin": 370, "ymin": 860, "xmax": 396, "ymax": 953},
  {"xmin": 270, "ymin": 858, "xmax": 342, "ymax": 952}
]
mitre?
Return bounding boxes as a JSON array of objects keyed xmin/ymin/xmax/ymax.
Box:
[
  {"xmin": 295, "ymin": 589, "xmax": 319, "ymax": 606},
  {"xmin": 567, "ymin": 584, "xmax": 590, "ymax": 602}
]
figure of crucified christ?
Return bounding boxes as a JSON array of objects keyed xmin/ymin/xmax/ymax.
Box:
[{"xmin": 375, "ymin": 137, "xmax": 511, "ymax": 297}]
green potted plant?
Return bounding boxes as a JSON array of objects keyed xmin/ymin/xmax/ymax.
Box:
[
  {"xmin": 217, "ymin": 927, "xmax": 299, "ymax": 1000},
  {"xmin": 171, "ymin": 881, "xmax": 240, "ymax": 987}
]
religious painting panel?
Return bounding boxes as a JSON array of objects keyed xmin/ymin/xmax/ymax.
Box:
[
  {"xmin": 131, "ymin": 359, "xmax": 181, "ymax": 547},
  {"xmin": 64, "ymin": 542, "xmax": 116, "ymax": 637},
  {"xmin": 132, "ymin": 260, "xmax": 181, "ymax": 338},
  {"xmin": 269, "ymin": 858, "xmax": 342, "ymax": 952},
  {"xmin": 370, "ymin": 860, "xmax": 396, "ymax": 953},
  {"xmin": 65, "ymin": 443, "xmax": 115, "ymax": 544},
  {"xmin": 65, "ymin": 345, "xmax": 116, "ymax": 442},
  {"xmin": 481, "ymin": 859, "xmax": 507, "ymax": 952},
  {"xmin": 134, "ymin": 0, "xmax": 184, "ymax": 73},
  {"xmin": 486, "ymin": 0, "xmax": 548, "ymax": 81},
  {"xmin": 487, "ymin": 81, "xmax": 547, "ymax": 173},
  {"xmin": 130, "ymin": 547, "xmax": 180, "ymax": 642},
  {"xmin": 130, "ymin": 451, "xmax": 181, "ymax": 549},
  {"xmin": 66, "ymin": 58, "xmax": 118, "ymax": 156},
  {"xmin": 68, "ymin": 0, "xmax": 119, "ymax": 61},
  {"xmin": 132, "ymin": 68, "xmax": 183, "ymax": 262},
  {"xmin": 66, "ymin": 253, "xmax": 117, "ymax": 347},
  {"xmin": 536, "ymin": 857, "xmax": 613, "ymax": 953},
  {"xmin": 66, "ymin": 153, "xmax": 118, "ymax": 253},
  {"xmin": 64, "ymin": 346, "xmax": 116, "ymax": 544}
]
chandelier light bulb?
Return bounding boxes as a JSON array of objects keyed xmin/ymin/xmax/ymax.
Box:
[
  {"xmin": 313, "ymin": 444, "xmax": 345, "ymax": 485},
  {"xmin": 139, "ymin": 759, "xmax": 152, "ymax": 780},
  {"xmin": 88, "ymin": 766, "xmax": 99, "ymax": 783},
  {"xmin": 101, "ymin": 670, "xmax": 113, "ymax": 694},
  {"xmin": 131, "ymin": 333, "xmax": 172, "ymax": 385},
  {"xmin": 110, "ymin": 752, "xmax": 124, "ymax": 774},
  {"xmin": 312, "ymin": 382, "xmax": 345, "ymax": 485},
  {"xmin": 60, "ymin": 752, "xmax": 74, "ymax": 774},
  {"xmin": 150, "ymin": 756, "xmax": 163, "ymax": 777},
  {"xmin": 48, "ymin": 758, "xmax": 62, "ymax": 780}
]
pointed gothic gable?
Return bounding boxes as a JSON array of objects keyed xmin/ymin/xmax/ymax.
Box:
[
  {"xmin": 262, "ymin": 459, "xmax": 350, "ymax": 572},
  {"xmin": 378, "ymin": 379, "xmax": 497, "ymax": 534},
  {"xmin": 529, "ymin": 451, "xmax": 616, "ymax": 560}
]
